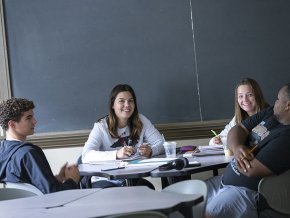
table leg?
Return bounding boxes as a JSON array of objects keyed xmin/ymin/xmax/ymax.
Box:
[
  {"xmin": 179, "ymin": 206, "xmax": 194, "ymax": 218},
  {"xmin": 167, "ymin": 195, "xmax": 194, "ymax": 218},
  {"xmin": 161, "ymin": 175, "xmax": 191, "ymax": 189},
  {"xmin": 213, "ymin": 169, "xmax": 218, "ymax": 176},
  {"xmin": 161, "ymin": 177, "xmax": 169, "ymax": 189},
  {"xmin": 80, "ymin": 176, "xmax": 92, "ymax": 189},
  {"xmin": 126, "ymin": 179, "xmax": 134, "ymax": 186}
]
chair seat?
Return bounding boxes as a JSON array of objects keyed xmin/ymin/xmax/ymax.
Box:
[
  {"xmin": 258, "ymin": 170, "xmax": 290, "ymax": 216},
  {"xmin": 162, "ymin": 179, "xmax": 207, "ymax": 218},
  {"xmin": 3, "ymin": 182, "xmax": 43, "ymax": 196},
  {"xmin": 0, "ymin": 188, "xmax": 37, "ymax": 201}
]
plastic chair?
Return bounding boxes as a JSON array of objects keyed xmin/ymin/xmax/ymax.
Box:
[
  {"xmin": 4, "ymin": 182, "xmax": 44, "ymax": 196},
  {"xmin": 258, "ymin": 169, "xmax": 290, "ymax": 218},
  {"xmin": 162, "ymin": 179, "xmax": 207, "ymax": 218},
  {"xmin": 0, "ymin": 188, "xmax": 38, "ymax": 201},
  {"xmin": 77, "ymin": 155, "xmax": 93, "ymax": 188},
  {"xmin": 104, "ymin": 211, "xmax": 167, "ymax": 218}
]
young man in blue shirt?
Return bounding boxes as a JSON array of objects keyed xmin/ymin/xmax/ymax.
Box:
[{"xmin": 0, "ymin": 98, "xmax": 80, "ymax": 194}]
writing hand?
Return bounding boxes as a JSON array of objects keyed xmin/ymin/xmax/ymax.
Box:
[
  {"xmin": 213, "ymin": 136, "xmax": 222, "ymax": 145},
  {"xmin": 211, "ymin": 130, "xmax": 222, "ymax": 145},
  {"xmin": 116, "ymin": 146, "xmax": 135, "ymax": 158}
]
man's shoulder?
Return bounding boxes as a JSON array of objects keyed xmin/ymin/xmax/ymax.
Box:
[
  {"xmin": 242, "ymin": 106, "xmax": 274, "ymax": 129},
  {"xmin": 277, "ymin": 124, "xmax": 290, "ymax": 137},
  {"xmin": 257, "ymin": 106, "xmax": 273, "ymax": 118},
  {"xmin": 0, "ymin": 140, "xmax": 42, "ymax": 163},
  {"xmin": 5, "ymin": 140, "xmax": 40, "ymax": 153},
  {"xmin": 19, "ymin": 143, "xmax": 42, "ymax": 155}
]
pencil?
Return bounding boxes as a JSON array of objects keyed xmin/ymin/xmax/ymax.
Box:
[
  {"xmin": 211, "ymin": 130, "xmax": 218, "ymax": 137},
  {"xmin": 248, "ymin": 144, "xmax": 258, "ymax": 154},
  {"xmin": 240, "ymin": 145, "xmax": 258, "ymax": 161},
  {"xmin": 211, "ymin": 130, "xmax": 221, "ymax": 139}
]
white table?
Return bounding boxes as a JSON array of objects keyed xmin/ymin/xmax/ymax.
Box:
[
  {"xmin": 79, "ymin": 162, "xmax": 160, "ymax": 187},
  {"xmin": 151, "ymin": 155, "xmax": 233, "ymax": 188},
  {"xmin": 79, "ymin": 155, "xmax": 232, "ymax": 188},
  {"xmin": 0, "ymin": 186, "xmax": 202, "ymax": 218}
]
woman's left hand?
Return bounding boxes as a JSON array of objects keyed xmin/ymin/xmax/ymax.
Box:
[{"xmin": 138, "ymin": 143, "xmax": 152, "ymax": 158}]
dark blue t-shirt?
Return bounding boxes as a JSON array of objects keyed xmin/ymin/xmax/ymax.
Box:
[{"xmin": 223, "ymin": 107, "xmax": 290, "ymax": 191}]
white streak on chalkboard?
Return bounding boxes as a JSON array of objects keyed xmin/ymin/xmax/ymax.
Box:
[{"xmin": 189, "ymin": 0, "xmax": 203, "ymax": 121}]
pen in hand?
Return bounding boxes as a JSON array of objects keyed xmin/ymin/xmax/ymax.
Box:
[
  {"xmin": 211, "ymin": 130, "xmax": 219, "ymax": 138},
  {"xmin": 240, "ymin": 145, "xmax": 258, "ymax": 161},
  {"xmin": 122, "ymin": 139, "xmax": 136, "ymax": 157},
  {"xmin": 128, "ymin": 139, "xmax": 138, "ymax": 155},
  {"xmin": 211, "ymin": 129, "xmax": 222, "ymax": 144}
]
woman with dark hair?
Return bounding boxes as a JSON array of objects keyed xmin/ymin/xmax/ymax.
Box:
[
  {"xmin": 209, "ymin": 78, "xmax": 269, "ymax": 146},
  {"xmin": 82, "ymin": 84, "xmax": 164, "ymax": 188}
]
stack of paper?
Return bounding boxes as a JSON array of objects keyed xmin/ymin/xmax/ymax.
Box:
[
  {"xmin": 198, "ymin": 145, "xmax": 224, "ymax": 151},
  {"xmin": 193, "ymin": 145, "xmax": 224, "ymax": 156},
  {"xmin": 182, "ymin": 145, "xmax": 224, "ymax": 157}
]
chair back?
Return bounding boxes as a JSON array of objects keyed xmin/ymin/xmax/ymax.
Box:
[
  {"xmin": 77, "ymin": 155, "xmax": 83, "ymax": 165},
  {"xmin": 258, "ymin": 169, "xmax": 290, "ymax": 215},
  {"xmin": 0, "ymin": 188, "xmax": 37, "ymax": 201},
  {"xmin": 4, "ymin": 182, "xmax": 44, "ymax": 196},
  {"xmin": 77, "ymin": 155, "xmax": 93, "ymax": 188},
  {"xmin": 162, "ymin": 179, "xmax": 207, "ymax": 218}
]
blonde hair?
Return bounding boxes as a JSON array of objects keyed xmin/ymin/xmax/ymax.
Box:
[{"xmin": 234, "ymin": 78, "xmax": 269, "ymax": 124}]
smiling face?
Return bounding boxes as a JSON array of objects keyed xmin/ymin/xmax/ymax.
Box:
[
  {"xmin": 112, "ymin": 91, "xmax": 135, "ymax": 127},
  {"xmin": 9, "ymin": 109, "xmax": 37, "ymax": 141},
  {"xmin": 237, "ymin": 84, "xmax": 257, "ymax": 116}
]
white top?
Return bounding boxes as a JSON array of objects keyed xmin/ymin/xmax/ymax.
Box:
[
  {"xmin": 209, "ymin": 117, "xmax": 236, "ymax": 146},
  {"xmin": 82, "ymin": 114, "xmax": 164, "ymax": 163}
]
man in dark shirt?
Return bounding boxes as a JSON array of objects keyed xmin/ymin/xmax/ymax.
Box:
[
  {"xmin": 0, "ymin": 98, "xmax": 80, "ymax": 194},
  {"xmin": 205, "ymin": 83, "xmax": 290, "ymax": 218}
]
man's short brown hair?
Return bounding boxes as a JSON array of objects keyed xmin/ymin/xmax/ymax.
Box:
[{"xmin": 0, "ymin": 98, "xmax": 34, "ymax": 130}]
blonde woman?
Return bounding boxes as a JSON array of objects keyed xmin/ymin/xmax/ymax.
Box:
[{"xmin": 209, "ymin": 78, "xmax": 269, "ymax": 146}]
